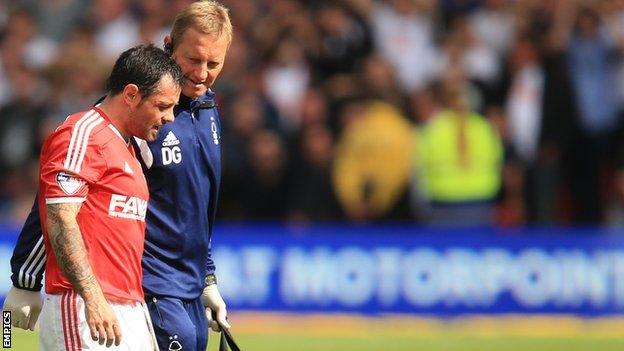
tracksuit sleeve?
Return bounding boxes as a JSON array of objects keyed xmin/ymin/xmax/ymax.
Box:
[
  {"xmin": 10, "ymin": 195, "xmax": 45, "ymax": 291},
  {"xmin": 206, "ymin": 239, "xmax": 216, "ymax": 276}
]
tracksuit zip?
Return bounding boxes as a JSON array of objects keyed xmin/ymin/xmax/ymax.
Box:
[{"xmin": 152, "ymin": 297, "xmax": 164, "ymax": 324}]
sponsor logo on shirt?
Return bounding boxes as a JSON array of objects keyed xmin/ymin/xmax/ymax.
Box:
[
  {"xmin": 162, "ymin": 131, "xmax": 180, "ymax": 147},
  {"xmin": 108, "ymin": 194, "xmax": 147, "ymax": 221},
  {"xmin": 56, "ymin": 172, "xmax": 86, "ymax": 195},
  {"xmin": 161, "ymin": 131, "xmax": 182, "ymax": 165}
]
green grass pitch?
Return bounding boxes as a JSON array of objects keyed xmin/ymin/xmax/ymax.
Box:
[
  {"xmin": 9, "ymin": 330, "xmax": 624, "ymax": 351},
  {"xmin": 7, "ymin": 313, "xmax": 624, "ymax": 351}
]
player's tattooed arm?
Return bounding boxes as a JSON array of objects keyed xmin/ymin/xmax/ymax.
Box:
[
  {"xmin": 46, "ymin": 203, "xmax": 101, "ymax": 299},
  {"xmin": 46, "ymin": 203, "xmax": 122, "ymax": 346}
]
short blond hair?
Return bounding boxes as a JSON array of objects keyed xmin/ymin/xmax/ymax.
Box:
[{"xmin": 170, "ymin": 0, "xmax": 233, "ymax": 50}]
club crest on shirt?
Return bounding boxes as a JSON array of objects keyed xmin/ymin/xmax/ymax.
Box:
[
  {"xmin": 168, "ymin": 334, "xmax": 182, "ymax": 350},
  {"xmin": 210, "ymin": 117, "xmax": 219, "ymax": 145},
  {"xmin": 56, "ymin": 172, "xmax": 85, "ymax": 195}
]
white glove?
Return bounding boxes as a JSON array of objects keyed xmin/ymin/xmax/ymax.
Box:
[
  {"xmin": 2, "ymin": 286, "xmax": 42, "ymax": 331},
  {"xmin": 201, "ymin": 284, "xmax": 230, "ymax": 332}
]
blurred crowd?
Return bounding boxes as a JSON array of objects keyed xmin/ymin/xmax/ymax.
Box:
[{"xmin": 3, "ymin": 0, "xmax": 624, "ymax": 226}]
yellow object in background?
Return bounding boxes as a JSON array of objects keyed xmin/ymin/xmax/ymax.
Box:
[
  {"xmin": 417, "ymin": 109, "xmax": 503, "ymax": 203},
  {"xmin": 333, "ymin": 101, "xmax": 413, "ymax": 219}
]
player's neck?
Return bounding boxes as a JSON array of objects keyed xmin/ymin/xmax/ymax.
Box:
[{"xmin": 97, "ymin": 98, "xmax": 131, "ymax": 143}]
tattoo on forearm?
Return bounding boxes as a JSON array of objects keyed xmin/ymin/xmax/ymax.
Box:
[{"xmin": 47, "ymin": 203, "xmax": 102, "ymax": 300}]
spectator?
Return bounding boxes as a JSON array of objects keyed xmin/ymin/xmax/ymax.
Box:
[
  {"xmin": 262, "ymin": 37, "xmax": 310, "ymax": 132},
  {"xmin": 565, "ymin": 6, "xmax": 621, "ymax": 223},
  {"xmin": 371, "ymin": 0, "xmax": 440, "ymax": 92},
  {"xmin": 238, "ymin": 130, "xmax": 292, "ymax": 220},
  {"xmin": 469, "ymin": 0, "xmax": 515, "ymax": 58},
  {"xmin": 3, "ymin": 7, "xmax": 58, "ymax": 70},
  {"xmin": 290, "ymin": 123, "xmax": 342, "ymax": 221},
  {"xmin": 314, "ymin": 0, "xmax": 373, "ymax": 77},
  {"xmin": 333, "ymin": 99, "xmax": 413, "ymax": 222},
  {"xmin": 415, "ymin": 69, "xmax": 503, "ymax": 226},
  {"xmin": 504, "ymin": 36, "xmax": 550, "ymax": 223},
  {"xmin": 91, "ymin": 0, "xmax": 140, "ymax": 60}
]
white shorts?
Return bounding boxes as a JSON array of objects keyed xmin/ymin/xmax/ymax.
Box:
[{"xmin": 39, "ymin": 291, "xmax": 158, "ymax": 351}]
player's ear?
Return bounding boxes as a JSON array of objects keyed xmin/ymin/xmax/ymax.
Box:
[
  {"xmin": 122, "ymin": 84, "xmax": 141, "ymax": 107},
  {"xmin": 164, "ymin": 36, "xmax": 173, "ymax": 56}
]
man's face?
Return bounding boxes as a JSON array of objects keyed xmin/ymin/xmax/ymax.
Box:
[
  {"xmin": 128, "ymin": 75, "xmax": 180, "ymax": 141},
  {"xmin": 170, "ymin": 27, "xmax": 229, "ymax": 98}
]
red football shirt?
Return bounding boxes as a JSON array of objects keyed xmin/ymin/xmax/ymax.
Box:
[{"xmin": 39, "ymin": 107, "xmax": 149, "ymax": 303}]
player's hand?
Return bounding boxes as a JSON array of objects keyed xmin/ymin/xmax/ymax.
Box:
[
  {"xmin": 201, "ymin": 284, "xmax": 230, "ymax": 332},
  {"xmin": 84, "ymin": 296, "xmax": 122, "ymax": 347},
  {"xmin": 2, "ymin": 286, "xmax": 42, "ymax": 331}
]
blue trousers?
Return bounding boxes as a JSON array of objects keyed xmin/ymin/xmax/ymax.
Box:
[{"xmin": 146, "ymin": 295, "xmax": 208, "ymax": 351}]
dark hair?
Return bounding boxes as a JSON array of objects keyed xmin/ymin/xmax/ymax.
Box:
[{"xmin": 105, "ymin": 44, "xmax": 185, "ymax": 98}]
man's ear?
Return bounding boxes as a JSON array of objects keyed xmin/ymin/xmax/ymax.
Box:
[
  {"xmin": 122, "ymin": 84, "xmax": 140, "ymax": 108},
  {"xmin": 164, "ymin": 36, "xmax": 173, "ymax": 55}
]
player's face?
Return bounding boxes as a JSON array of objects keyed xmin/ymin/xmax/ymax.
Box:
[
  {"xmin": 129, "ymin": 75, "xmax": 180, "ymax": 141},
  {"xmin": 170, "ymin": 27, "xmax": 229, "ymax": 98}
]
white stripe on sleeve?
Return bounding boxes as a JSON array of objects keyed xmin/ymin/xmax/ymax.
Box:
[
  {"xmin": 72, "ymin": 116, "xmax": 103, "ymax": 173},
  {"xmin": 63, "ymin": 110, "xmax": 97, "ymax": 170},
  {"xmin": 18, "ymin": 236, "xmax": 43, "ymax": 288},
  {"xmin": 45, "ymin": 197, "xmax": 86, "ymax": 204}
]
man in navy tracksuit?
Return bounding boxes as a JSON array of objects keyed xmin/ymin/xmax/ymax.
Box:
[{"xmin": 2, "ymin": 1, "xmax": 233, "ymax": 350}]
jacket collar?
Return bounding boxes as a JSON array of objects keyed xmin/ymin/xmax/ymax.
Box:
[{"xmin": 177, "ymin": 90, "xmax": 216, "ymax": 113}]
